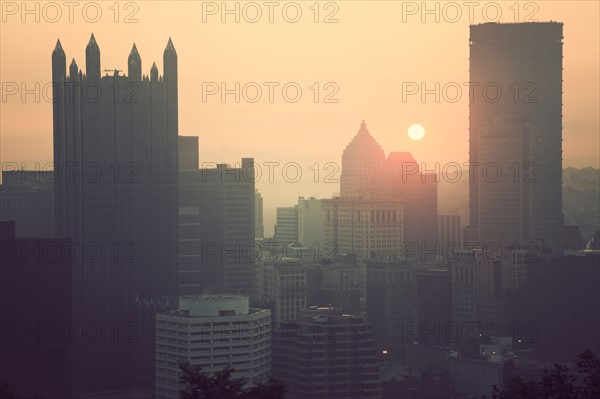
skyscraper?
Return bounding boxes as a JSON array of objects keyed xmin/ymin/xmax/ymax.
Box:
[
  {"xmin": 274, "ymin": 205, "xmax": 299, "ymax": 243},
  {"xmin": 468, "ymin": 23, "xmax": 563, "ymax": 254},
  {"xmin": 255, "ymin": 189, "xmax": 264, "ymax": 239},
  {"xmin": 179, "ymin": 157, "xmax": 256, "ymax": 296},
  {"xmin": 273, "ymin": 308, "xmax": 382, "ymax": 399},
  {"xmin": 52, "ymin": 34, "xmax": 179, "ymax": 394},
  {"xmin": 0, "ymin": 221, "xmax": 72, "ymax": 399}
]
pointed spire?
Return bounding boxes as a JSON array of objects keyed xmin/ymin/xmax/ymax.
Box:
[
  {"xmin": 87, "ymin": 33, "xmax": 99, "ymax": 51},
  {"xmin": 359, "ymin": 120, "xmax": 369, "ymax": 135},
  {"xmin": 128, "ymin": 43, "xmax": 142, "ymax": 81},
  {"xmin": 164, "ymin": 37, "xmax": 176, "ymax": 54},
  {"xmin": 52, "ymin": 38, "xmax": 66, "ymax": 83},
  {"xmin": 86, "ymin": 33, "xmax": 100, "ymax": 81},
  {"xmin": 150, "ymin": 62, "xmax": 158, "ymax": 81},
  {"xmin": 69, "ymin": 58, "xmax": 79, "ymax": 80},
  {"xmin": 53, "ymin": 39, "xmax": 64, "ymax": 55}
]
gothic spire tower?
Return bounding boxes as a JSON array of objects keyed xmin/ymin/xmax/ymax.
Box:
[
  {"xmin": 163, "ymin": 37, "xmax": 178, "ymax": 134},
  {"xmin": 85, "ymin": 33, "xmax": 100, "ymax": 81},
  {"xmin": 128, "ymin": 43, "xmax": 141, "ymax": 81},
  {"xmin": 51, "ymin": 34, "xmax": 179, "ymax": 394}
]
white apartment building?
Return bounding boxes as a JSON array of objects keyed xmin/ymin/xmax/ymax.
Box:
[{"xmin": 155, "ymin": 295, "xmax": 271, "ymax": 399}]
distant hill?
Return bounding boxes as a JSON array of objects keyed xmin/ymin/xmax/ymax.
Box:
[
  {"xmin": 437, "ymin": 167, "xmax": 600, "ymax": 243},
  {"xmin": 563, "ymin": 167, "xmax": 600, "ymax": 242}
]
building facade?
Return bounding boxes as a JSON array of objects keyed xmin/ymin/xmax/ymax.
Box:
[
  {"xmin": 52, "ymin": 35, "xmax": 179, "ymax": 393},
  {"xmin": 179, "ymin": 158, "xmax": 256, "ymax": 296},
  {"xmin": 468, "ymin": 23, "xmax": 563, "ymax": 254},
  {"xmin": 273, "ymin": 308, "xmax": 382, "ymax": 399},
  {"xmin": 274, "ymin": 205, "xmax": 299, "ymax": 244},
  {"xmin": 155, "ymin": 295, "xmax": 271, "ymax": 399},
  {"xmin": 0, "ymin": 171, "xmax": 54, "ymax": 237}
]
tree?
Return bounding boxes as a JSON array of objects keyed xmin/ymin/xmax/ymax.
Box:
[
  {"xmin": 0, "ymin": 382, "xmax": 18, "ymax": 399},
  {"xmin": 179, "ymin": 363, "xmax": 286, "ymax": 399},
  {"xmin": 244, "ymin": 377, "xmax": 287, "ymax": 399},
  {"xmin": 577, "ymin": 350, "xmax": 600, "ymax": 399},
  {"xmin": 486, "ymin": 351, "xmax": 600, "ymax": 399}
]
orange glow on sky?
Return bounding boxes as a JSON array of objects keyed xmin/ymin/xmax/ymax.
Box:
[{"xmin": 1, "ymin": 1, "xmax": 598, "ymax": 233}]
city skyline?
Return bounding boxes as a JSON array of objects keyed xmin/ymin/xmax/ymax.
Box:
[
  {"xmin": 1, "ymin": 2, "xmax": 599, "ymax": 399},
  {"xmin": 1, "ymin": 2, "xmax": 599, "ymax": 235}
]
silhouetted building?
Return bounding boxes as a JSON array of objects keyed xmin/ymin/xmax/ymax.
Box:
[
  {"xmin": 257, "ymin": 258, "xmax": 307, "ymax": 325},
  {"xmin": 448, "ymin": 250, "xmax": 479, "ymax": 343},
  {"xmin": 306, "ymin": 255, "xmax": 361, "ymax": 315},
  {"xmin": 178, "ymin": 136, "xmax": 199, "ymax": 170},
  {"xmin": 274, "ymin": 205, "xmax": 298, "ymax": 243},
  {"xmin": 179, "ymin": 158, "xmax": 256, "ymax": 296},
  {"xmin": 273, "ymin": 308, "xmax": 382, "ymax": 399},
  {"xmin": 255, "ymin": 189, "xmax": 264, "ymax": 239},
  {"xmin": 416, "ymin": 268, "xmax": 452, "ymax": 345},
  {"xmin": 449, "ymin": 354, "xmax": 514, "ymax": 398},
  {"xmin": 468, "ymin": 23, "xmax": 563, "ymax": 254},
  {"xmin": 365, "ymin": 259, "xmax": 416, "ymax": 358},
  {"xmin": 297, "ymin": 197, "xmax": 326, "ymax": 251},
  {"xmin": 438, "ymin": 215, "xmax": 462, "ymax": 256},
  {"xmin": 0, "ymin": 171, "xmax": 54, "ymax": 237},
  {"xmin": 52, "ymin": 35, "xmax": 179, "ymax": 394},
  {"xmin": 0, "ymin": 221, "xmax": 72, "ymax": 398},
  {"xmin": 520, "ymin": 251, "xmax": 600, "ymax": 361}
]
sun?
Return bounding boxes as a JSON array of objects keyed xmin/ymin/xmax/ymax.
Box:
[{"xmin": 408, "ymin": 124, "xmax": 425, "ymax": 141}]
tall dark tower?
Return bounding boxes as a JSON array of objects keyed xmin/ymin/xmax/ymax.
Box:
[
  {"xmin": 52, "ymin": 35, "xmax": 179, "ymax": 396},
  {"xmin": 52, "ymin": 40, "xmax": 66, "ymax": 238},
  {"xmin": 128, "ymin": 43, "xmax": 141, "ymax": 81},
  {"xmin": 85, "ymin": 33, "xmax": 100, "ymax": 81},
  {"xmin": 468, "ymin": 22, "xmax": 563, "ymax": 254}
]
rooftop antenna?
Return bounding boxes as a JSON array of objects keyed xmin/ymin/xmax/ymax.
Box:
[{"xmin": 104, "ymin": 69, "xmax": 122, "ymax": 77}]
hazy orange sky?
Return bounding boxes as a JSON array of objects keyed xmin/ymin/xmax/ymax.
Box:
[{"xmin": 1, "ymin": 1, "xmax": 598, "ymax": 234}]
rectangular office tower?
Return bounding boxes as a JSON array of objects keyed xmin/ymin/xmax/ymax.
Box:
[
  {"xmin": 179, "ymin": 152, "xmax": 256, "ymax": 296},
  {"xmin": 52, "ymin": 35, "xmax": 179, "ymax": 394},
  {"xmin": 468, "ymin": 23, "xmax": 563, "ymax": 254}
]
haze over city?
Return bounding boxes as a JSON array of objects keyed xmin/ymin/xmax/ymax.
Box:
[
  {"xmin": 1, "ymin": 2, "xmax": 599, "ymax": 399},
  {"xmin": 1, "ymin": 1, "xmax": 598, "ymax": 233}
]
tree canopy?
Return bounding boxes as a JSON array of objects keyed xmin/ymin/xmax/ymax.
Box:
[
  {"xmin": 179, "ymin": 363, "xmax": 286, "ymax": 399},
  {"xmin": 486, "ymin": 350, "xmax": 600, "ymax": 399}
]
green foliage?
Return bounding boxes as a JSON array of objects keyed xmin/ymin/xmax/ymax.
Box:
[{"xmin": 179, "ymin": 362, "xmax": 286, "ymax": 399}]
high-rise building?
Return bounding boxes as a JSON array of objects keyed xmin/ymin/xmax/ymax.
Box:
[
  {"xmin": 468, "ymin": 23, "xmax": 563, "ymax": 254},
  {"xmin": 365, "ymin": 259, "xmax": 417, "ymax": 358},
  {"xmin": 297, "ymin": 196, "xmax": 325, "ymax": 249},
  {"xmin": 155, "ymin": 295, "xmax": 271, "ymax": 399},
  {"xmin": 255, "ymin": 189, "xmax": 264, "ymax": 239},
  {"xmin": 520, "ymin": 251, "xmax": 600, "ymax": 361},
  {"xmin": 274, "ymin": 205, "xmax": 298, "ymax": 243},
  {"xmin": 0, "ymin": 221, "xmax": 72, "ymax": 398},
  {"xmin": 438, "ymin": 215, "xmax": 462, "ymax": 254},
  {"xmin": 415, "ymin": 268, "xmax": 452, "ymax": 345},
  {"xmin": 52, "ymin": 35, "xmax": 179, "ymax": 394},
  {"xmin": 273, "ymin": 308, "xmax": 382, "ymax": 399},
  {"xmin": 0, "ymin": 171, "xmax": 54, "ymax": 237},
  {"xmin": 179, "ymin": 158, "xmax": 256, "ymax": 296},
  {"xmin": 257, "ymin": 258, "xmax": 307, "ymax": 325},
  {"xmin": 448, "ymin": 250, "xmax": 479, "ymax": 340},
  {"xmin": 306, "ymin": 255, "xmax": 361, "ymax": 315},
  {"xmin": 178, "ymin": 136, "xmax": 199, "ymax": 171},
  {"xmin": 324, "ymin": 121, "xmax": 438, "ymax": 297}
]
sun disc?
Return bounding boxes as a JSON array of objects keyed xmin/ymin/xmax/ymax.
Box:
[{"xmin": 408, "ymin": 124, "xmax": 425, "ymax": 141}]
